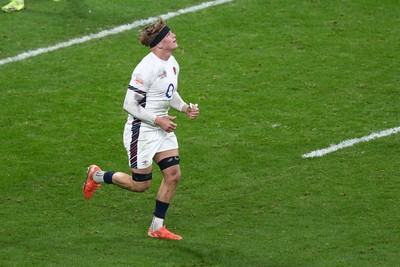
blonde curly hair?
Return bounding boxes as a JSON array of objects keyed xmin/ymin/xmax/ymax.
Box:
[{"xmin": 139, "ymin": 17, "xmax": 167, "ymax": 47}]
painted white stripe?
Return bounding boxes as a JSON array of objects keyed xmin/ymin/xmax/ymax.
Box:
[
  {"xmin": 302, "ymin": 126, "xmax": 400, "ymax": 158},
  {"xmin": 0, "ymin": 0, "xmax": 232, "ymax": 66}
]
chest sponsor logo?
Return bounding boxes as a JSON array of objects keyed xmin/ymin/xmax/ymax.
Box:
[{"xmin": 159, "ymin": 70, "xmax": 167, "ymax": 79}]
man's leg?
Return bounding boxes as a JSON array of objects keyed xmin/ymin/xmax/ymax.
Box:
[
  {"xmin": 110, "ymin": 167, "xmax": 153, "ymax": 192},
  {"xmin": 83, "ymin": 165, "xmax": 152, "ymax": 200},
  {"xmin": 147, "ymin": 149, "xmax": 182, "ymax": 240}
]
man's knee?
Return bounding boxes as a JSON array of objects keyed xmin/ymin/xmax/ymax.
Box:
[
  {"xmin": 133, "ymin": 181, "xmax": 151, "ymax": 192},
  {"xmin": 157, "ymin": 156, "xmax": 181, "ymax": 184},
  {"xmin": 131, "ymin": 172, "xmax": 152, "ymax": 192},
  {"xmin": 164, "ymin": 167, "xmax": 181, "ymax": 185}
]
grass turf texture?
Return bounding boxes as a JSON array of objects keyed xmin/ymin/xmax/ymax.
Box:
[{"xmin": 1, "ymin": 0, "xmax": 399, "ymax": 266}]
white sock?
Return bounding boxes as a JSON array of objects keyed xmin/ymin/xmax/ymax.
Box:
[
  {"xmin": 18, "ymin": 0, "xmax": 24, "ymax": 4},
  {"xmin": 150, "ymin": 216, "xmax": 164, "ymax": 231},
  {"xmin": 93, "ymin": 170, "xmax": 105, "ymax": 183}
]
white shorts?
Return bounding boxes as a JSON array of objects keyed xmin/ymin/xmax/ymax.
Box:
[{"xmin": 123, "ymin": 126, "xmax": 178, "ymax": 169}]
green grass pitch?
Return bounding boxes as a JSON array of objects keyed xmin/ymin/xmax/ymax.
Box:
[{"xmin": 1, "ymin": 0, "xmax": 399, "ymax": 266}]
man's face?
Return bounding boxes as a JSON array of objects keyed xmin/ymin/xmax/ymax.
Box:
[{"xmin": 159, "ymin": 31, "xmax": 178, "ymax": 51}]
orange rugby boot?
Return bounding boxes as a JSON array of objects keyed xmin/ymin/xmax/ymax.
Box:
[
  {"xmin": 148, "ymin": 226, "xmax": 182, "ymax": 240},
  {"xmin": 83, "ymin": 165, "xmax": 101, "ymax": 200}
]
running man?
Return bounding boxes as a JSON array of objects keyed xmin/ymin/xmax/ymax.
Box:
[{"xmin": 83, "ymin": 18, "xmax": 199, "ymax": 241}]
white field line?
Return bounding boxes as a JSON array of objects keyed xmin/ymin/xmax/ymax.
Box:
[
  {"xmin": 302, "ymin": 126, "xmax": 400, "ymax": 158},
  {"xmin": 0, "ymin": 0, "xmax": 232, "ymax": 66}
]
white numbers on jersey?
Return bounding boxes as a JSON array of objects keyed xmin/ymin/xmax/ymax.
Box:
[{"xmin": 166, "ymin": 83, "xmax": 175, "ymax": 99}]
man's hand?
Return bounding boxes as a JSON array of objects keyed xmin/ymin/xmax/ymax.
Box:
[
  {"xmin": 186, "ymin": 103, "xmax": 200, "ymax": 119},
  {"xmin": 154, "ymin": 116, "xmax": 177, "ymax": 133}
]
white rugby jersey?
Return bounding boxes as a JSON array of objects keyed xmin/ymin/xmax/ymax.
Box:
[{"xmin": 123, "ymin": 52, "xmax": 186, "ymax": 132}]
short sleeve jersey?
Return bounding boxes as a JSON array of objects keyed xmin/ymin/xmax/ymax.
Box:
[{"xmin": 127, "ymin": 52, "xmax": 180, "ymax": 131}]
